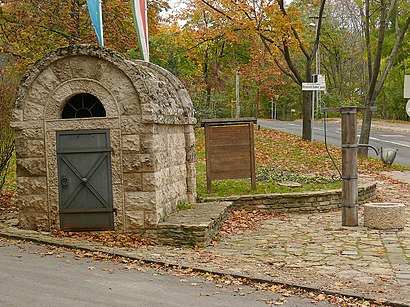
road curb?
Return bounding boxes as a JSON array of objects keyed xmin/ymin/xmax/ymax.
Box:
[{"xmin": 0, "ymin": 228, "xmax": 407, "ymax": 307}]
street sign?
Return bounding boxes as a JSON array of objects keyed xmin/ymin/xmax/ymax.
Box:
[
  {"xmin": 406, "ymin": 99, "xmax": 410, "ymax": 117},
  {"xmin": 302, "ymin": 82, "xmax": 326, "ymax": 91},
  {"xmin": 317, "ymin": 74, "xmax": 325, "ymax": 84}
]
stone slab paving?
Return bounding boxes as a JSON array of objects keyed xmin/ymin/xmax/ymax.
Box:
[{"xmin": 381, "ymin": 170, "xmax": 410, "ymax": 185}]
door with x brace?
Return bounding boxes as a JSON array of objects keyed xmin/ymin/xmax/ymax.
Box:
[{"xmin": 57, "ymin": 130, "xmax": 114, "ymax": 231}]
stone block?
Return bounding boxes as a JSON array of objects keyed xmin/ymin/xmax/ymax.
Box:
[
  {"xmin": 26, "ymin": 81, "xmax": 49, "ymax": 106},
  {"xmin": 51, "ymin": 82, "xmax": 72, "ymax": 104},
  {"xmin": 19, "ymin": 194, "xmax": 48, "ymax": 213},
  {"xmin": 15, "ymin": 139, "xmax": 44, "ymax": 158},
  {"xmin": 17, "ymin": 177, "xmax": 47, "ymax": 195},
  {"xmin": 123, "ymin": 173, "xmax": 143, "ymax": 192},
  {"xmin": 122, "ymin": 154, "xmax": 155, "ymax": 173},
  {"xmin": 19, "ymin": 211, "xmax": 49, "ymax": 231},
  {"xmin": 122, "ymin": 134, "xmax": 140, "ymax": 152},
  {"xmin": 51, "ymin": 58, "xmax": 73, "ymax": 82},
  {"xmin": 125, "ymin": 211, "xmax": 145, "ymax": 229},
  {"xmin": 144, "ymin": 211, "xmax": 159, "ymax": 227},
  {"xmin": 121, "ymin": 116, "xmax": 142, "ymax": 135},
  {"xmin": 35, "ymin": 68, "xmax": 60, "ymax": 92},
  {"xmin": 119, "ymin": 93, "xmax": 141, "ymax": 116},
  {"xmin": 12, "ymin": 109, "xmax": 23, "ymax": 122},
  {"xmin": 16, "ymin": 157, "xmax": 46, "ymax": 177},
  {"xmin": 23, "ymin": 101, "xmax": 44, "ymax": 121},
  {"xmin": 154, "ymin": 151, "xmax": 169, "ymax": 168},
  {"xmin": 364, "ymin": 203, "xmax": 406, "ymax": 229},
  {"xmin": 100, "ymin": 64, "xmax": 136, "ymax": 102},
  {"xmin": 140, "ymin": 134, "xmax": 164, "ymax": 152},
  {"xmin": 124, "ymin": 191, "xmax": 156, "ymax": 211},
  {"xmin": 142, "ymin": 173, "xmax": 157, "ymax": 192},
  {"xmin": 17, "ymin": 127, "xmax": 44, "ymax": 140},
  {"xmin": 69, "ymin": 56, "xmax": 108, "ymax": 80}
]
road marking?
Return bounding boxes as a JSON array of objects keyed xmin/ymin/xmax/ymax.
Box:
[
  {"xmin": 369, "ymin": 136, "xmax": 410, "ymax": 149},
  {"xmin": 380, "ymin": 134, "xmax": 406, "ymax": 138}
]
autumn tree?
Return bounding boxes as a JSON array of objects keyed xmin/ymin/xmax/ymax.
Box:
[
  {"xmin": 358, "ymin": 0, "xmax": 410, "ymax": 156},
  {"xmin": 319, "ymin": 0, "xmax": 366, "ymax": 106},
  {"xmin": 239, "ymin": 46, "xmax": 287, "ymax": 118},
  {"xmin": 188, "ymin": 0, "xmax": 326, "ymax": 140},
  {"xmin": 0, "ymin": 0, "xmax": 167, "ymax": 68}
]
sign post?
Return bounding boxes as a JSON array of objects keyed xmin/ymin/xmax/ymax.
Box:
[{"xmin": 302, "ymin": 79, "xmax": 326, "ymax": 143}]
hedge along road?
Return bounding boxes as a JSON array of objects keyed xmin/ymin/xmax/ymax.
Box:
[{"xmin": 257, "ymin": 119, "xmax": 410, "ymax": 167}]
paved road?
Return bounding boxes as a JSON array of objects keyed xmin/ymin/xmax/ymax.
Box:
[
  {"xmin": 258, "ymin": 119, "xmax": 410, "ymax": 167},
  {"xmin": 0, "ymin": 239, "xmax": 334, "ymax": 307}
]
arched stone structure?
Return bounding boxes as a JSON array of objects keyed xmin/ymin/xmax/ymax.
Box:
[{"xmin": 12, "ymin": 45, "xmax": 196, "ymax": 232}]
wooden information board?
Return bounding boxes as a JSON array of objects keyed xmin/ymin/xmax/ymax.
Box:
[{"xmin": 203, "ymin": 118, "xmax": 256, "ymax": 193}]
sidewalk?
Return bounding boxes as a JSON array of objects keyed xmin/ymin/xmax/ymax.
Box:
[{"xmin": 1, "ymin": 171, "xmax": 409, "ymax": 306}]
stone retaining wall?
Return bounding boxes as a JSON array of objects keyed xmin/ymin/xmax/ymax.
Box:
[{"xmin": 200, "ymin": 183, "xmax": 376, "ymax": 213}]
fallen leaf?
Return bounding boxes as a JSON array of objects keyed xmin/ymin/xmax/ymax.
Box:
[{"xmin": 270, "ymin": 285, "xmax": 281, "ymax": 292}]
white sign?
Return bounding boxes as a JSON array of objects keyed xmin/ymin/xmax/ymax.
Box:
[
  {"xmin": 317, "ymin": 74, "xmax": 326, "ymax": 84},
  {"xmin": 404, "ymin": 75, "xmax": 410, "ymax": 98},
  {"xmin": 406, "ymin": 99, "xmax": 410, "ymax": 117},
  {"xmin": 302, "ymin": 82, "xmax": 326, "ymax": 91}
]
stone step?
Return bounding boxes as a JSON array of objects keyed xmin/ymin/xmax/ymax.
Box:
[{"xmin": 143, "ymin": 202, "xmax": 232, "ymax": 247}]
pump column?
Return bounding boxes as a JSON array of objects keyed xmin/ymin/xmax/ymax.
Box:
[{"xmin": 341, "ymin": 106, "xmax": 358, "ymax": 226}]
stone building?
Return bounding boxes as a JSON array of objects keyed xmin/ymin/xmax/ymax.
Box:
[{"xmin": 11, "ymin": 45, "xmax": 196, "ymax": 232}]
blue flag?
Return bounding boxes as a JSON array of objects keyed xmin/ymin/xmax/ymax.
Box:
[{"xmin": 87, "ymin": 0, "xmax": 104, "ymax": 46}]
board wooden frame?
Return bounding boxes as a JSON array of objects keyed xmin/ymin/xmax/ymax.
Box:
[{"xmin": 203, "ymin": 118, "xmax": 256, "ymax": 193}]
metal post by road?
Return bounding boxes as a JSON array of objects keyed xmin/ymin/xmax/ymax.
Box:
[
  {"xmin": 271, "ymin": 98, "xmax": 274, "ymax": 119},
  {"xmin": 311, "ymin": 90, "xmax": 315, "ymax": 144},
  {"xmin": 341, "ymin": 106, "xmax": 358, "ymax": 226}
]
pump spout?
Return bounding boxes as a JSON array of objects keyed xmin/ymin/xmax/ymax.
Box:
[{"xmin": 358, "ymin": 144, "xmax": 379, "ymax": 156}]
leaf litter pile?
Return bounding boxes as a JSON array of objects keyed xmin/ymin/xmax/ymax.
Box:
[
  {"xmin": 217, "ymin": 210, "xmax": 288, "ymax": 237},
  {"xmin": 51, "ymin": 231, "xmax": 153, "ymax": 248}
]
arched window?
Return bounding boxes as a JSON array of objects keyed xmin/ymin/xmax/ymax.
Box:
[{"xmin": 62, "ymin": 93, "xmax": 106, "ymax": 119}]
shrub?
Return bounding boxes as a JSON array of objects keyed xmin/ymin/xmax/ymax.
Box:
[{"xmin": 0, "ymin": 70, "xmax": 17, "ymax": 191}]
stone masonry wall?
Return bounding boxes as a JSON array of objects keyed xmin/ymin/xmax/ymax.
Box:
[
  {"xmin": 12, "ymin": 45, "xmax": 197, "ymax": 232},
  {"xmin": 14, "ymin": 122, "xmax": 48, "ymax": 230},
  {"xmin": 201, "ymin": 183, "xmax": 376, "ymax": 213},
  {"xmin": 154, "ymin": 125, "xmax": 189, "ymax": 220}
]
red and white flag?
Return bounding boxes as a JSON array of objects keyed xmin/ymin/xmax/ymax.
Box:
[{"xmin": 131, "ymin": 0, "xmax": 149, "ymax": 62}]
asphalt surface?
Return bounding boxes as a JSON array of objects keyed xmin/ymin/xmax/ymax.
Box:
[
  {"xmin": 257, "ymin": 119, "xmax": 410, "ymax": 167},
  {"xmin": 0, "ymin": 239, "xmax": 334, "ymax": 307}
]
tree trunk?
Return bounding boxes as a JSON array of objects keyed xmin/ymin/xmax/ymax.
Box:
[
  {"xmin": 302, "ymin": 91, "xmax": 312, "ymax": 140},
  {"xmin": 358, "ymin": 109, "xmax": 372, "ymax": 157}
]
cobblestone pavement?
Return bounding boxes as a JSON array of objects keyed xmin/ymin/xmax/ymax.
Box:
[{"xmin": 1, "ymin": 172, "xmax": 409, "ymax": 305}]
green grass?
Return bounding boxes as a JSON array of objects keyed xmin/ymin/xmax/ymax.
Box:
[{"xmin": 176, "ymin": 201, "xmax": 193, "ymax": 211}]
